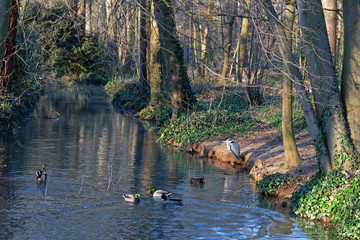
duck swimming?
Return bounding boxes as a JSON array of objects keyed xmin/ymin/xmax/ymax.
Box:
[
  {"xmin": 190, "ymin": 177, "xmax": 205, "ymax": 184},
  {"xmin": 36, "ymin": 164, "xmax": 47, "ymax": 182},
  {"xmin": 123, "ymin": 193, "xmax": 140, "ymax": 202},
  {"xmin": 161, "ymin": 193, "xmax": 183, "ymax": 204},
  {"xmin": 148, "ymin": 187, "xmax": 171, "ymax": 198}
]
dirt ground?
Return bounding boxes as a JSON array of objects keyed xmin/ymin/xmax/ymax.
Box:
[{"xmin": 188, "ymin": 129, "xmax": 319, "ymax": 199}]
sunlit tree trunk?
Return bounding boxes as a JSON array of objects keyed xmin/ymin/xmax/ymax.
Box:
[
  {"xmin": 77, "ymin": 0, "xmax": 85, "ymax": 36},
  {"xmin": 153, "ymin": 0, "xmax": 196, "ymax": 118},
  {"xmin": 199, "ymin": 0, "xmax": 212, "ymax": 77},
  {"xmin": 321, "ymin": 0, "xmax": 337, "ymax": 61},
  {"xmin": 220, "ymin": 2, "xmax": 237, "ymax": 83},
  {"xmin": 191, "ymin": 10, "xmax": 200, "ymax": 74},
  {"xmin": 139, "ymin": 0, "xmax": 148, "ymax": 89},
  {"xmin": 263, "ymin": 0, "xmax": 332, "ymax": 172},
  {"xmin": 107, "ymin": 0, "xmax": 119, "ymax": 63},
  {"xmin": 282, "ymin": 0, "xmax": 302, "ymax": 168},
  {"xmin": 148, "ymin": 0, "xmax": 162, "ymax": 105},
  {"xmin": 342, "ymin": 1, "xmax": 360, "ymax": 155},
  {"xmin": 0, "ymin": 0, "xmax": 18, "ymax": 89},
  {"xmin": 236, "ymin": 0, "xmax": 250, "ymax": 83},
  {"xmin": 85, "ymin": 0, "xmax": 92, "ymax": 34}
]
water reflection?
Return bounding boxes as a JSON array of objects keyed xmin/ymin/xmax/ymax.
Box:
[{"xmin": 0, "ymin": 86, "xmax": 336, "ymax": 239}]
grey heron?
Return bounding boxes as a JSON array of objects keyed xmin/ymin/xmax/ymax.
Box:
[{"xmin": 225, "ymin": 139, "xmax": 240, "ymax": 159}]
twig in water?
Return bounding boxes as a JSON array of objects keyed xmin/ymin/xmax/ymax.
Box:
[
  {"xmin": 107, "ymin": 165, "xmax": 113, "ymax": 191},
  {"xmin": 44, "ymin": 179, "xmax": 49, "ymax": 200},
  {"xmin": 78, "ymin": 174, "xmax": 84, "ymax": 194},
  {"xmin": 115, "ymin": 174, "xmax": 123, "ymax": 186}
]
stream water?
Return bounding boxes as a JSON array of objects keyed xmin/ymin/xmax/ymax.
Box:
[{"xmin": 0, "ymin": 86, "xmax": 336, "ymax": 239}]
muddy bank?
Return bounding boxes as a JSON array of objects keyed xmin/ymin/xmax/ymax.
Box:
[{"xmin": 187, "ymin": 129, "xmax": 319, "ymax": 191}]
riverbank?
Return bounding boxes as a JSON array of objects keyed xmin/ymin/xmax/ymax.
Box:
[{"xmin": 187, "ymin": 128, "xmax": 318, "ymax": 199}]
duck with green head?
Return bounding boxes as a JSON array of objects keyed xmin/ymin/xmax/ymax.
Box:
[
  {"xmin": 148, "ymin": 187, "xmax": 171, "ymax": 198},
  {"xmin": 161, "ymin": 193, "xmax": 183, "ymax": 204},
  {"xmin": 123, "ymin": 193, "xmax": 140, "ymax": 202}
]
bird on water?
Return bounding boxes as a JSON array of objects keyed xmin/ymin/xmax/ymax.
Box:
[
  {"xmin": 36, "ymin": 164, "xmax": 47, "ymax": 182},
  {"xmin": 123, "ymin": 193, "xmax": 140, "ymax": 202}
]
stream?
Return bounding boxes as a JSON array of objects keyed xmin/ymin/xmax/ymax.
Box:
[{"xmin": 0, "ymin": 86, "xmax": 336, "ymax": 239}]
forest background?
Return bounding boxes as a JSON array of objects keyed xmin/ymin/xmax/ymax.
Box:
[{"xmin": 0, "ymin": 0, "xmax": 359, "ymax": 238}]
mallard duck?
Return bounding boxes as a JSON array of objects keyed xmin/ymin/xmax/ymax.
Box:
[
  {"xmin": 148, "ymin": 187, "xmax": 171, "ymax": 198},
  {"xmin": 190, "ymin": 177, "xmax": 205, "ymax": 184},
  {"xmin": 36, "ymin": 164, "xmax": 47, "ymax": 182},
  {"xmin": 161, "ymin": 193, "xmax": 183, "ymax": 204},
  {"xmin": 123, "ymin": 193, "xmax": 140, "ymax": 202}
]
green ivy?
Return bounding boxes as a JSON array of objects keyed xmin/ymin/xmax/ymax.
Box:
[
  {"xmin": 158, "ymin": 110, "xmax": 257, "ymax": 150},
  {"xmin": 256, "ymin": 173, "xmax": 298, "ymax": 196},
  {"xmin": 292, "ymin": 169, "xmax": 360, "ymax": 238}
]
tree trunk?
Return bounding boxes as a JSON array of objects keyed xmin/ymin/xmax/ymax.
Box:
[
  {"xmin": 282, "ymin": 0, "xmax": 302, "ymax": 168},
  {"xmin": 153, "ymin": 0, "xmax": 196, "ymax": 119},
  {"xmin": 199, "ymin": 0, "xmax": 212, "ymax": 77},
  {"xmin": 148, "ymin": 0, "xmax": 163, "ymax": 105},
  {"xmin": 77, "ymin": 0, "xmax": 85, "ymax": 36},
  {"xmin": 297, "ymin": 0, "xmax": 345, "ymax": 166},
  {"xmin": 107, "ymin": 0, "xmax": 119, "ymax": 63},
  {"xmin": 0, "ymin": 0, "xmax": 18, "ymax": 90},
  {"xmin": 85, "ymin": 0, "xmax": 92, "ymax": 34},
  {"xmin": 0, "ymin": 0, "xmax": 12, "ymax": 62},
  {"xmin": 321, "ymin": 0, "xmax": 337, "ymax": 61},
  {"xmin": 236, "ymin": 0, "xmax": 250, "ymax": 83},
  {"xmin": 139, "ymin": 0, "xmax": 149, "ymax": 90},
  {"xmin": 263, "ymin": 0, "xmax": 333, "ymax": 172},
  {"xmin": 191, "ymin": 11, "xmax": 200, "ymax": 74},
  {"xmin": 220, "ymin": 2, "xmax": 237, "ymax": 83},
  {"xmin": 342, "ymin": 1, "xmax": 360, "ymax": 155}
]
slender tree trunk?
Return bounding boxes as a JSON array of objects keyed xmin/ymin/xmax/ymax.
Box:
[
  {"xmin": 139, "ymin": 0, "xmax": 148, "ymax": 89},
  {"xmin": 342, "ymin": 1, "xmax": 360, "ymax": 155},
  {"xmin": 263, "ymin": 0, "xmax": 332, "ymax": 172},
  {"xmin": 282, "ymin": 0, "xmax": 302, "ymax": 168},
  {"xmin": 153, "ymin": 0, "xmax": 196, "ymax": 118},
  {"xmin": 85, "ymin": 0, "xmax": 92, "ymax": 34},
  {"xmin": 0, "ymin": 0, "xmax": 12, "ymax": 62},
  {"xmin": 191, "ymin": 12, "xmax": 199, "ymax": 72},
  {"xmin": 0, "ymin": 0, "xmax": 18, "ymax": 90},
  {"xmin": 321, "ymin": 0, "xmax": 337, "ymax": 61},
  {"xmin": 220, "ymin": 2, "xmax": 237, "ymax": 83},
  {"xmin": 77, "ymin": 0, "xmax": 85, "ymax": 36},
  {"xmin": 236, "ymin": 0, "xmax": 250, "ymax": 83},
  {"xmin": 107, "ymin": 0, "xmax": 119, "ymax": 63},
  {"xmin": 199, "ymin": 0, "xmax": 212, "ymax": 77}
]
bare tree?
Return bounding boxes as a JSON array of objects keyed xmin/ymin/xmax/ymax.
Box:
[{"xmin": 281, "ymin": 0, "xmax": 302, "ymax": 167}]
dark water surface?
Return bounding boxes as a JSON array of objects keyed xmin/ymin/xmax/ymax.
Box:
[{"xmin": 0, "ymin": 86, "xmax": 335, "ymax": 239}]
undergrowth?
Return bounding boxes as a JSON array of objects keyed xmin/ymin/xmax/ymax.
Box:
[
  {"xmin": 292, "ymin": 169, "xmax": 360, "ymax": 239},
  {"xmin": 158, "ymin": 110, "xmax": 258, "ymax": 149},
  {"xmin": 256, "ymin": 173, "xmax": 298, "ymax": 196}
]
